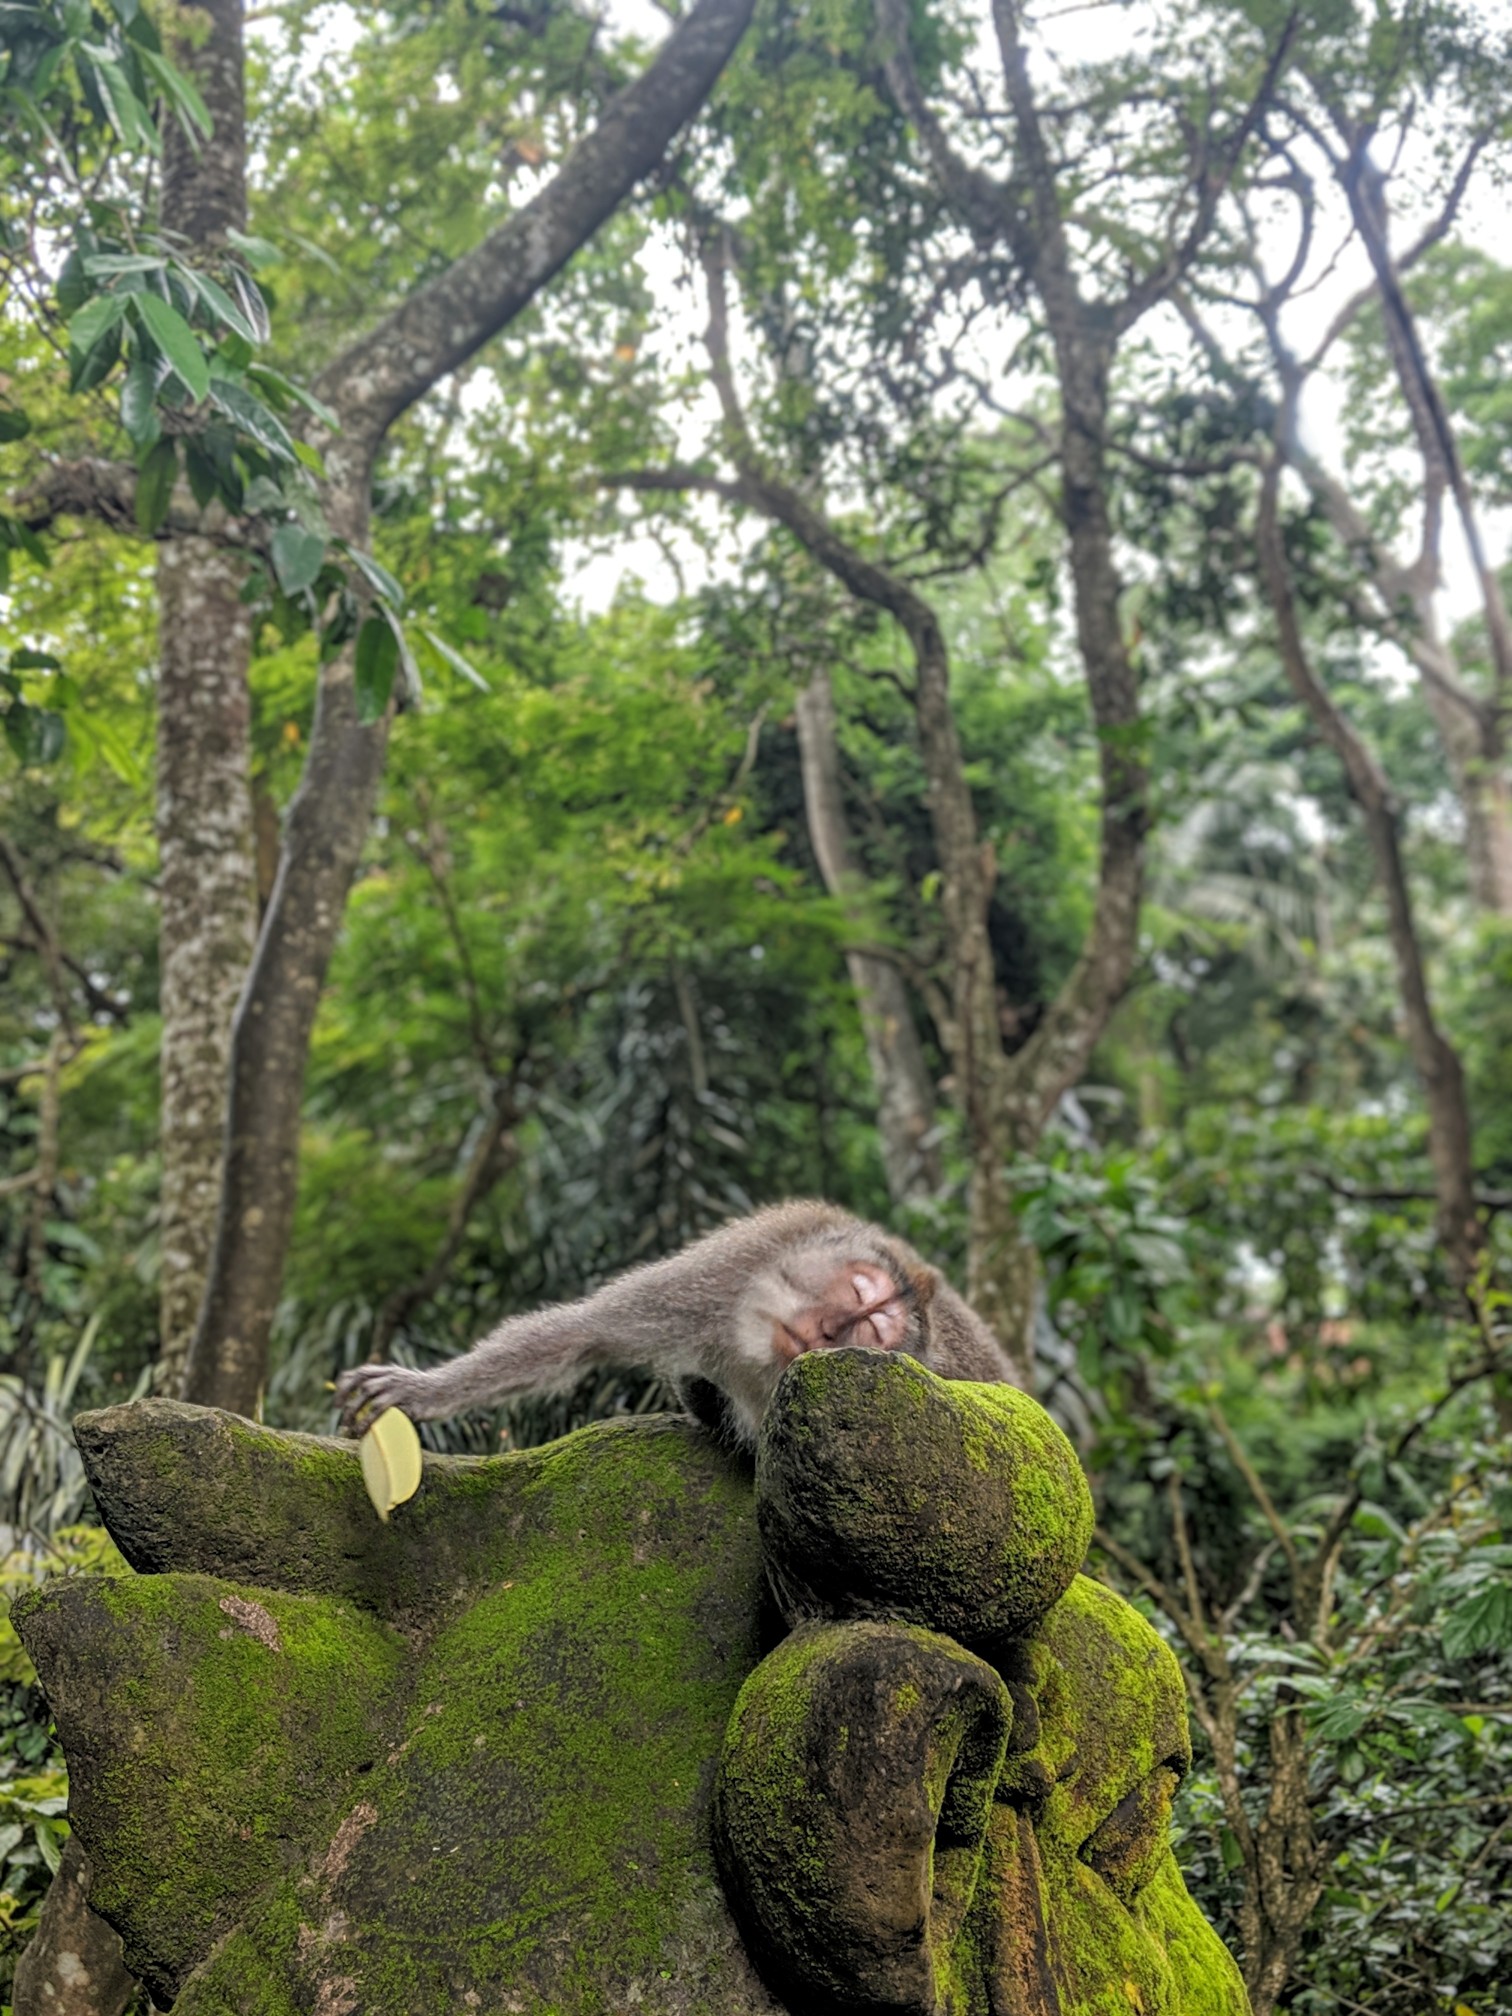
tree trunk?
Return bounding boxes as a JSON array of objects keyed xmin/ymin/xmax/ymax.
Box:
[
  {"xmin": 1415, "ymin": 635, "xmax": 1512, "ymax": 918},
  {"xmin": 184, "ymin": 481, "xmax": 383, "ymax": 1415},
  {"xmin": 966, "ymin": 1135, "xmax": 1040, "ymax": 1374},
  {"xmin": 13, "ymin": 1836, "xmax": 135, "ymax": 2016},
  {"xmin": 794, "ymin": 667, "xmax": 941, "ymax": 1204},
  {"xmin": 155, "ymin": 538, "xmax": 257, "ymax": 1396},
  {"xmin": 184, "ymin": 0, "xmax": 758, "ymax": 1410},
  {"xmin": 152, "ymin": 0, "xmax": 257, "ymax": 1397},
  {"xmin": 1258, "ymin": 466, "xmax": 1483, "ymax": 1289}
]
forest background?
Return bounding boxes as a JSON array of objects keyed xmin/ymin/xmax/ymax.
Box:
[{"xmin": 1, "ymin": 0, "xmax": 1510, "ymax": 2008}]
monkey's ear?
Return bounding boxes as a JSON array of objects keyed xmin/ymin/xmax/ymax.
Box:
[{"xmin": 905, "ymin": 1262, "xmax": 940, "ymax": 1309}]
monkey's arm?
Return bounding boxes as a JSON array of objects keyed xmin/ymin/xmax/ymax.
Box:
[{"xmin": 332, "ymin": 1222, "xmax": 786, "ymax": 1427}]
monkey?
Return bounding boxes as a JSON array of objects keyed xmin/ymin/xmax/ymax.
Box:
[{"xmin": 334, "ymin": 1199, "xmax": 1019, "ymax": 1451}]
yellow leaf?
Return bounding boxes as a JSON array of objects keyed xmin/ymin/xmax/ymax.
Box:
[
  {"xmin": 1123, "ymin": 1985, "xmax": 1145, "ymax": 2013},
  {"xmin": 722, "ymin": 804, "xmax": 743, "ymax": 826},
  {"xmin": 359, "ymin": 1407, "xmax": 423, "ymax": 1522}
]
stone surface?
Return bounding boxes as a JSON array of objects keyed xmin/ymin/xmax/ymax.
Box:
[
  {"xmin": 16, "ymin": 1353, "xmax": 1251, "ymax": 2015},
  {"xmin": 756, "ymin": 1349, "xmax": 1094, "ymax": 1644}
]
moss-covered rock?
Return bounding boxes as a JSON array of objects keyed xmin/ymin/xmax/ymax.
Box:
[
  {"xmin": 16, "ymin": 1354, "xmax": 1250, "ymax": 2016},
  {"xmin": 19, "ymin": 1409, "xmax": 780, "ymax": 2015},
  {"xmin": 714, "ymin": 1620, "xmax": 1010, "ymax": 2014},
  {"xmin": 757, "ymin": 1349, "xmax": 1093, "ymax": 1643}
]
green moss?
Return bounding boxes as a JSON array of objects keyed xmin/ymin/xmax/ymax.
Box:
[
  {"xmin": 17, "ymin": 1572, "xmax": 406, "ymax": 1998},
  {"xmin": 716, "ymin": 1620, "xmax": 1012, "ymax": 2016},
  {"xmin": 758, "ymin": 1355, "xmax": 1094, "ymax": 1644},
  {"xmin": 33, "ymin": 1394, "xmax": 1251, "ymax": 2015},
  {"xmin": 179, "ymin": 1416, "xmax": 770, "ymax": 2013}
]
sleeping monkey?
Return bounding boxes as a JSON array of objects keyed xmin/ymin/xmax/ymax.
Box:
[{"xmin": 335, "ymin": 1199, "xmax": 1018, "ymax": 1449}]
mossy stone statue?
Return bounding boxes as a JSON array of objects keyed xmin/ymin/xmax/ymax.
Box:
[{"xmin": 15, "ymin": 1350, "xmax": 1251, "ymax": 2015}]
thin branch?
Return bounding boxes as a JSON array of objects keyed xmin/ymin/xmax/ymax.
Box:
[
  {"xmin": 1167, "ymin": 1467, "xmax": 1209, "ymax": 1639},
  {"xmin": 1092, "ymin": 1522, "xmax": 1213, "ymax": 1667},
  {"xmin": 676, "ymin": 702, "xmax": 769, "ymax": 856},
  {"xmin": 1303, "ymin": 130, "xmax": 1491, "ymax": 372},
  {"xmin": 1114, "ymin": 13, "xmax": 1301, "ymax": 332},
  {"xmin": 0, "ymin": 837, "xmax": 75, "ymax": 1037},
  {"xmin": 369, "ymin": 1103, "xmax": 518, "ymax": 1363},
  {"xmin": 1317, "ymin": 1170, "xmax": 1512, "ymax": 1214},
  {"xmin": 313, "ymin": 0, "xmax": 758, "ymax": 457},
  {"xmin": 1210, "ymin": 1401, "xmax": 1304, "ymax": 1587}
]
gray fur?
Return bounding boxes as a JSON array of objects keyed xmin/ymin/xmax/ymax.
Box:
[{"xmin": 335, "ymin": 1200, "xmax": 1019, "ymax": 1449}]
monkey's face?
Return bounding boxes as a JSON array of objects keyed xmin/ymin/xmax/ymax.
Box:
[{"xmin": 769, "ymin": 1261, "xmax": 920, "ymax": 1367}]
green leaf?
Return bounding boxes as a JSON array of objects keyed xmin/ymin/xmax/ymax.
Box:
[
  {"xmin": 319, "ymin": 589, "xmax": 360, "ymax": 661},
  {"xmin": 420, "ymin": 626, "xmax": 489, "ymax": 692},
  {"xmin": 207, "ymin": 378, "xmax": 295, "ymax": 459},
  {"xmin": 270, "ymin": 524, "xmax": 326, "ymax": 597},
  {"xmin": 246, "ymin": 364, "xmax": 339, "ymax": 430},
  {"xmin": 3, "ymin": 703, "xmax": 66, "ymax": 766},
  {"xmin": 342, "ymin": 543, "xmax": 403, "ymax": 609},
  {"xmin": 230, "ymin": 268, "xmax": 271, "ymax": 344},
  {"xmin": 56, "ymin": 250, "xmax": 89, "ymax": 319},
  {"xmin": 11, "ymin": 522, "xmax": 49, "ymax": 568},
  {"xmin": 226, "ymin": 229, "xmax": 280, "ymax": 270},
  {"xmin": 119, "ymin": 354, "xmax": 161, "ymax": 447},
  {"xmin": 354, "ymin": 615, "xmax": 398, "ymax": 724},
  {"xmin": 87, "ymin": 712, "xmax": 144, "ymax": 784},
  {"xmin": 10, "ymin": 649, "xmax": 62, "ymax": 671},
  {"xmin": 1352, "ymin": 1501, "xmax": 1408, "ymax": 1544},
  {"xmin": 181, "ymin": 266, "xmax": 259, "ymax": 343},
  {"xmin": 84, "ymin": 252, "xmax": 167, "ymax": 276},
  {"xmin": 135, "ymin": 437, "xmax": 177, "ymax": 534},
  {"xmin": 1442, "ymin": 1584, "xmax": 1512, "ymax": 1662},
  {"xmin": 70, "ymin": 318, "xmax": 122, "ymax": 395},
  {"xmin": 133, "ymin": 293, "xmax": 210, "ymax": 402},
  {"xmin": 184, "ymin": 444, "xmax": 219, "ymax": 510},
  {"xmin": 137, "ymin": 45, "xmax": 212, "ymax": 141},
  {"xmin": 124, "ymin": 6, "xmax": 163, "ymax": 51},
  {"xmin": 68, "ymin": 292, "xmax": 129, "ymax": 358},
  {"xmin": 86, "ymin": 52, "xmax": 159, "ymax": 153},
  {"xmin": 0, "ymin": 406, "xmax": 30, "ymax": 442},
  {"xmin": 1307, "ymin": 1696, "xmax": 1374, "ymax": 1742}
]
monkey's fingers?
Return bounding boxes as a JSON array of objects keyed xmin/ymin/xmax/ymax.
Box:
[{"xmin": 332, "ymin": 1365, "xmax": 390, "ymax": 1435}]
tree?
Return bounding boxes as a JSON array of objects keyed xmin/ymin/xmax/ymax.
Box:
[
  {"xmin": 6, "ymin": 0, "xmax": 759, "ymax": 1413},
  {"xmin": 608, "ymin": 0, "xmax": 1294, "ymax": 1373},
  {"xmin": 1257, "ymin": 36, "xmax": 1512, "ymax": 915}
]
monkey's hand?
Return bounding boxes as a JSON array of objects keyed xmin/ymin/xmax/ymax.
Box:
[{"xmin": 333, "ymin": 1361, "xmax": 443, "ymax": 1434}]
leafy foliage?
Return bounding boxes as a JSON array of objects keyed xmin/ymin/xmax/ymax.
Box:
[{"xmin": 3, "ymin": 0, "xmax": 1512, "ymax": 2007}]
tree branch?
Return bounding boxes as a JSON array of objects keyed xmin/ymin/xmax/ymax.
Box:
[
  {"xmin": 0, "ymin": 837, "xmax": 75, "ymax": 1038},
  {"xmin": 314, "ymin": 0, "xmax": 758, "ymax": 457},
  {"xmin": 1114, "ymin": 12, "xmax": 1300, "ymax": 332}
]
